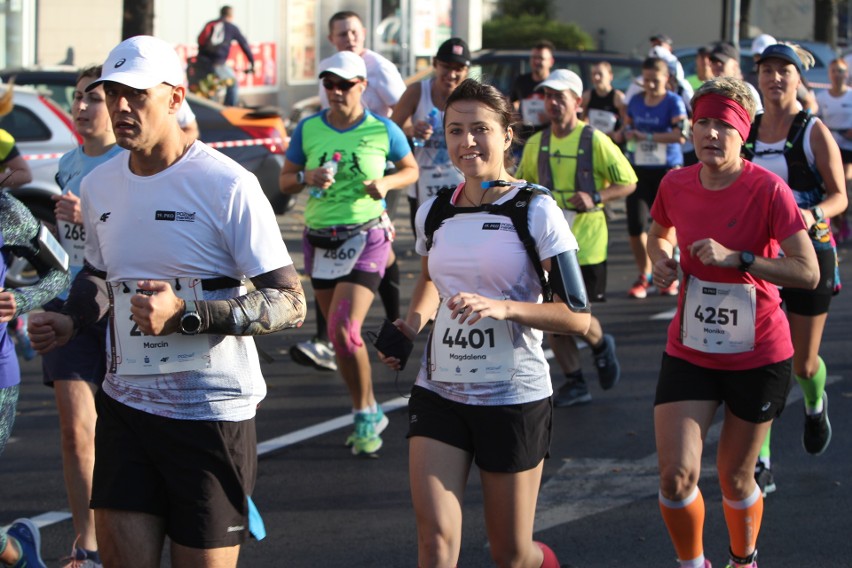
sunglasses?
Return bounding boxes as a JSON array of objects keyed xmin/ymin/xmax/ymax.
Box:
[{"xmin": 322, "ymin": 79, "xmax": 360, "ymax": 92}]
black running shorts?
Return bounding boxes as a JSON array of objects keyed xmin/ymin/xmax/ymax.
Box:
[
  {"xmin": 91, "ymin": 389, "xmax": 256, "ymax": 548},
  {"xmin": 654, "ymin": 353, "xmax": 793, "ymax": 423},
  {"xmin": 781, "ymin": 247, "xmax": 837, "ymax": 316},
  {"xmin": 406, "ymin": 385, "xmax": 552, "ymax": 473}
]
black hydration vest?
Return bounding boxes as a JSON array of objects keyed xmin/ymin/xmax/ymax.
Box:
[
  {"xmin": 423, "ymin": 184, "xmax": 555, "ymax": 301},
  {"xmin": 536, "ymin": 125, "xmax": 600, "ymax": 210},
  {"xmin": 742, "ymin": 110, "xmax": 823, "ymax": 196}
]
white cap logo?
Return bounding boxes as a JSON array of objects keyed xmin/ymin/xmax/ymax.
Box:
[{"xmin": 114, "ymin": 58, "xmax": 126, "ymax": 68}]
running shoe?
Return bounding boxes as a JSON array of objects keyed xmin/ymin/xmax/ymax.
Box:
[
  {"xmin": 803, "ymin": 393, "xmax": 832, "ymax": 455},
  {"xmin": 348, "ymin": 410, "xmax": 385, "ymax": 456},
  {"xmin": 754, "ymin": 461, "xmax": 776, "ymax": 497},
  {"xmin": 553, "ymin": 376, "xmax": 592, "ymax": 407},
  {"xmin": 593, "ymin": 334, "xmax": 621, "ymax": 390},
  {"xmin": 724, "ymin": 562, "xmax": 757, "ymax": 568},
  {"xmin": 627, "ymin": 274, "xmax": 654, "ymax": 299},
  {"xmin": 345, "ymin": 405, "xmax": 389, "ymax": 447},
  {"xmin": 658, "ymin": 279, "xmax": 680, "ymax": 296},
  {"xmin": 6, "ymin": 518, "xmax": 47, "ymax": 568},
  {"xmin": 289, "ymin": 337, "xmax": 337, "ymax": 371}
]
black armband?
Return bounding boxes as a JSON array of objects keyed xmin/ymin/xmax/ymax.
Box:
[{"xmin": 549, "ymin": 250, "xmax": 591, "ymax": 313}]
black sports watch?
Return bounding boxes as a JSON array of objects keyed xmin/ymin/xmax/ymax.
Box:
[
  {"xmin": 738, "ymin": 251, "xmax": 756, "ymax": 273},
  {"xmin": 180, "ymin": 300, "xmax": 202, "ymax": 335}
]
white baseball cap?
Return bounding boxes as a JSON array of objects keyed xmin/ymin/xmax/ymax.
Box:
[
  {"xmin": 87, "ymin": 35, "xmax": 184, "ymax": 92},
  {"xmin": 536, "ymin": 69, "xmax": 583, "ymax": 98},
  {"xmin": 319, "ymin": 51, "xmax": 367, "ymax": 80},
  {"xmin": 751, "ymin": 34, "xmax": 777, "ymax": 56}
]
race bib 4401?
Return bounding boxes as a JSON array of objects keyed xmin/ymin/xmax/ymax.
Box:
[{"xmin": 429, "ymin": 301, "xmax": 515, "ymax": 382}]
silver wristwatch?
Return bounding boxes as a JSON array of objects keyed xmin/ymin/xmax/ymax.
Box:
[{"xmin": 179, "ymin": 300, "xmax": 202, "ymax": 335}]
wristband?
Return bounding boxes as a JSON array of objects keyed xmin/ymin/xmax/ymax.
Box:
[
  {"xmin": 646, "ymin": 133, "xmax": 653, "ymax": 142},
  {"xmin": 296, "ymin": 170, "xmax": 305, "ymax": 185}
]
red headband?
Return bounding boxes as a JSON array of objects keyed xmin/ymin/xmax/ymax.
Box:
[{"xmin": 692, "ymin": 93, "xmax": 751, "ymax": 142}]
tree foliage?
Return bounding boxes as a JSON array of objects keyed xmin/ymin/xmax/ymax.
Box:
[
  {"xmin": 482, "ymin": 15, "xmax": 595, "ymax": 51},
  {"xmin": 122, "ymin": 0, "xmax": 154, "ymax": 39},
  {"xmin": 499, "ymin": 0, "xmax": 551, "ymax": 19}
]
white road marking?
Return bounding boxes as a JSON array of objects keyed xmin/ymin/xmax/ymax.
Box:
[
  {"xmin": 257, "ymin": 396, "xmax": 408, "ymax": 455},
  {"xmin": 650, "ymin": 307, "xmax": 677, "ymax": 321}
]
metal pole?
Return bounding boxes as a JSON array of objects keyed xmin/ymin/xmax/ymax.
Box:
[{"xmin": 729, "ymin": 0, "xmax": 740, "ymax": 45}]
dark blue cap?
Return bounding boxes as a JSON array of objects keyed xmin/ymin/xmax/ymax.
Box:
[{"xmin": 757, "ymin": 43, "xmax": 803, "ymax": 74}]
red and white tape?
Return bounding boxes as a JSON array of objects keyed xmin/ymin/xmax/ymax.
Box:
[
  {"xmin": 23, "ymin": 137, "xmax": 291, "ymax": 161},
  {"xmin": 23, "ymin": 152, "xmax": 64, "ymax": 161},
  {"xmin": 207, "ymin": 137, "xmax": 289, "ymax": 149}
]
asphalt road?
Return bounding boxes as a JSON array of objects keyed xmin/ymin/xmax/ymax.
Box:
[{"xmin": 2, "ymin": 193, "xmax": 851, "ymax": 567}]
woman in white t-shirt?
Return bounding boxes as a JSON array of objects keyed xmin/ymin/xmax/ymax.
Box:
[{"xmin": 379, "ymin": 78, "xmax": 589, "ymax": 568}]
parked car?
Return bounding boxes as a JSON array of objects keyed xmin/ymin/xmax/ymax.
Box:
[
  {"xmin": 673, "ymin": 39, "xmax": 835, "ymax": 91},
  {"xmin": 469, "ymin": 49, "xmax": 642, "ymax": 97},
  {"xmin": 0, "ymin": 85, "xmax": 80, "ymax": 286},
  {"xmin": 0, "ymin": 66, "xmax": 293, "ymax": 215}
]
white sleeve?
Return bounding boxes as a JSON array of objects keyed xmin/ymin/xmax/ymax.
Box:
[
  {"xmin": 80, "ymin": 178, "xmax": 106, "ymax": 272},
  {"xmin": 221, "ymin": 173, "xmax": 293, "ymax": 277},
  {"xmin": 528, "ymin": 195, "xmax": 578, "ymax": 261}
]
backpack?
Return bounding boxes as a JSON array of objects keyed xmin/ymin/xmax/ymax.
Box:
[
  {"xmin": 423, "ymin": 184, "xmax": 555, "ymax": 301},
  {"xmin": 537, "ymin": 125, "xmax": 599, "ymax": 206},
  {"xmin": 198, "ymin": 20, "xmax": 226, "ymax": 56},
  {"xmin": 742, "ymin": 110, "xmax": 823, "ymax": 198}
]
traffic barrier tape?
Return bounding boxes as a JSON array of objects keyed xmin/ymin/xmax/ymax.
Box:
[{"xmin": 23, "ymin": 136, "xmax": 291, "ymax": 160}]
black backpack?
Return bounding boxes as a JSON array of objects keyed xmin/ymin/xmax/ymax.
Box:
[{"xmin": 423, "ymin": 184, "xmax": 555, "ymax": 301}]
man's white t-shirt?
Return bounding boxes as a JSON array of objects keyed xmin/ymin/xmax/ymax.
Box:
[
  {"xmin": 816, "ymin": 88, "xmax": 852, "ymax": 152},
  {"xmin": 413, "ymin": 185, "xmax": 579, "ymax": 406},
  {"xmin": 319, "ymin": 49, "xmax": 406, "ymax": 117},
  {"xmin": 81, "ymin": 142, "xmax": 293, "ymax": 421}
]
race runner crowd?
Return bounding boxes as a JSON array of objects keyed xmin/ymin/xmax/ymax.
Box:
[{"xmin": 0, "ymin": 10, "xmax": 847, "ymax": 568}]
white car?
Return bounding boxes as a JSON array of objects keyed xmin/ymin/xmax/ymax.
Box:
[{"xmin": 0, "ymin": 85, "xmax": 79, "ymax": 286}]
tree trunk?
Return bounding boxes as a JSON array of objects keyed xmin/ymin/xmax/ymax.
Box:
[
  {"xmin": 122, "ymin": 0, "xmax": 154, "ymax": 39},
  {"xmin": 740, "ymin": 0, "xmax": 752, "ymax": 38},
  {"xmin": 814, "ymin": 0, "xmax": 838, "ymax": 50}
]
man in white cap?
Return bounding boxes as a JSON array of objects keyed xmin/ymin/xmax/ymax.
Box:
[
  {"xmin": 516, "ymin": 69, "xmax": 637, "ymax": 406},
  {"xmin": 745, "ymin": 33, "xmax": 777, "ymax": 89},
  {"xmin": 27, "ymin": 35, "xmax": 306, "ymax": 567}
]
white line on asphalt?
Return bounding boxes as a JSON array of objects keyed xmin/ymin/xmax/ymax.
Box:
[
  {"xmin": 651, "ymin": 307, "xmax": 677, "ymax": 321},
  {"xmin": 534, "ymin": 374, "xmax": 842, "ymax": 533},
  {"xmin": 257, "ymin": 396, "xmax": 409, "ymax": 456}
]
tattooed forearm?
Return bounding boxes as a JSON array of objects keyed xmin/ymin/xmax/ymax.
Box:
[{"xmin": 196, "ymin": 265, "xmax": 306, "ymax": 336}]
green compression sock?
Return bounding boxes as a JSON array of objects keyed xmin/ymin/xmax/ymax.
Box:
[
  {"xmin": 795, "ymin": 356, "xmax": 826, "ymax": 412},
  {"xmin": 758, "ymin": 427, "xmax": 771, "ymax": 462}
]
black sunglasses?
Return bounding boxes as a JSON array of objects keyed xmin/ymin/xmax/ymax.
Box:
[{"xmin": 322, "ymin": 79, "xmax": 360, "ymax": 92}]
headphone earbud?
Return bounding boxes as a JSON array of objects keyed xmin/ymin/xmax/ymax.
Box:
[{"xmin": 505, "ymin": 135, "xmax": 511, "ymax": 142}]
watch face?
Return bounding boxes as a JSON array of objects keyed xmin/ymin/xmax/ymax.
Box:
[{"xmin": 181, "ymin": 313, "xmax": 202, "ymax": 334}]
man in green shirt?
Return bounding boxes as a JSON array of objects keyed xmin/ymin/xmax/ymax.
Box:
[{"xmin": 517, "ymin": 69, "xmax": 637, "ymax": 406}]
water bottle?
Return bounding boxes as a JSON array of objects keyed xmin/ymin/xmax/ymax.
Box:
[
  {"xmin": 308, "ymin": 152, "xmax": 342, "ymax": 199},
  {"xmin": 412, "ymin": 107, "xmax": 439, "ymax": 148}
]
